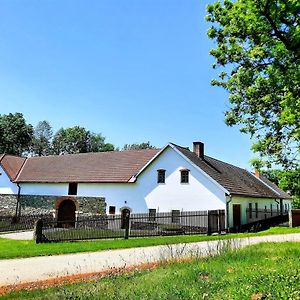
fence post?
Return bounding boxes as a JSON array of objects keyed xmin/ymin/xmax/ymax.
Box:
[
  {"xmin": 34, "ymin": 219, "xmax": 43, "ymax": 244},
  {"xmin": 207, "ymin": 211, "xmax": 211, "ymax": 235},
  {"xmin": 218, "ymin": 210, "xmax": 221, "ymax": 234},
  {"xmin": 124, "ymin": 213, "xmax": 130, "ymax": 240}
]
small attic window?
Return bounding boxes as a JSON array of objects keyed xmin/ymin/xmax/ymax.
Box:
[
  {"xmin": 109, "ymin": 206, "xmax": 116, "ymax": 215},
  {"xmin": 157, "ymin": 169, "xmax": 166, "ymax": 183},
  {"xmin": 68, "ymin": 183, "xmax": 78, "ymax": 195},
  {"xmin": 180, "ymin": 169, "xmax": 189, "ymax": 184}
]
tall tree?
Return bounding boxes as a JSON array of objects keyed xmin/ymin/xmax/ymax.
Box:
[
  {"xmin": 0, "ymin": 113, "xmax": 33, "ymax": 155},
  {"xmin": 123, "ymin": 141, "xmax": 156, "ymax": 151},
  {"xmin": 262, "ymin": 168, "xmax": 300, "ymax": 208},
  {"xmin": 32, "ymin": 120, "xmax": 53, "ymax": 156},
  {"xmin": 88, "ymin": 133, "xmax": 115, "ymax": 152},
  {"xmin": 206, "ymin": 0, "xmax": 300, "ymax": 168},
  {"xmin": 52, "ymin": 126, "xmax": 115, "ymax": 154}
]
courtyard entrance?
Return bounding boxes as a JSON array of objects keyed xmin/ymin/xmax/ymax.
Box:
[{"xmin": 57, "ymin": 199, "xmax": 76, "ymax": 228}]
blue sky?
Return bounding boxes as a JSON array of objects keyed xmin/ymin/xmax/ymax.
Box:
[{"xmin": 0, "ymin": 0, "xmax": 254, "ymax": 169}]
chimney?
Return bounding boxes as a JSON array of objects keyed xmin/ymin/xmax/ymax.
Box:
[
  {"xmin": 193, "ymin": 142, "xmax": 204, "ymax": 159},
  {"xmin": 254, "ymin": 169, "xmax": 260, "ymax": 178}
]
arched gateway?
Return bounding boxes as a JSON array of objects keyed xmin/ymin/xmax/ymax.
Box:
[{"xmin": 57, "ymin": 199, "xmax": 76, "ymax": 228}]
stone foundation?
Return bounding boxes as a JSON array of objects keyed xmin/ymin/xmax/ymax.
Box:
[
  {"xmin": 0, "ymin": 194, "xmax": 106, "ymax": 216},
  {"xmin": 0, "ymin": 194, "xmax": 18, "ymax": 216}
]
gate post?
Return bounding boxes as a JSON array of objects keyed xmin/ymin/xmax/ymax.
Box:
[
  {"xmin": 34, "ymin": 219, "xmax": 44, "ymax": 244},
  {"xmin": 124, "ymin": 213, "xmax": 130, "ymax": 240},
  {"xmin": 218, "ymin": 210, "xmax": 221, "ymax": 234},
  {"xmin": 207, "ymin": 211, "xmax": 211, "ymax": 235}
]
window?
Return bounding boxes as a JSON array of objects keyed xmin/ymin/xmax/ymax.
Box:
[
  {"xmin": 255, "ymin": 203, "xmax": 258, "ymax": 218},
  {"xmin": 68, "ymin": 183, "xmax": 78, "ymax": 195},
  {"xmin": 109, "ymin": 206, "xmax": 116, "ymax": 215},
  {"xmin": 148, "ymin": 209, "xmax": 156, "ymax": 222},
  {"xmin": 249, "ymin": 203, "xmax": 252, "ymax": 219},
  {"xmin": 264, "ymin": 205, "xmax": 267, "ymax": 219},
  {"xmin": 270, "ymin": 204, "xmax": 273, "ymax": 216},
  {"xmin": 171, "ymin": 210, "xmax": 180, "ymax": 223},
  {"xmin": 157, "ymin": 169, "xmax": 166, "ymax": 184},
  {"xmin": 180, "ymin": 169, "xmax": 189, "ymax": 183}
]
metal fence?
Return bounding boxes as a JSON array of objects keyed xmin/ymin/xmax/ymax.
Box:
[
  {"xmin": 242, "ymin": 208, "xmax": 289, "ymax": 232},
  {"xmin": 0, "ymin": 214, "xmax": 52, "ymax": 233},
  {"xmin": 36, "ymin": 210, "xmax": 226, "ymax": 243},
  {"xmin": 246, "ymin": 208, "xmax": 288, "ymax": 223}
]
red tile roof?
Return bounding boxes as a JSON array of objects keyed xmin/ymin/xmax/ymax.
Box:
[
  {"xmin": 0, "ymin": 144, "xmax": 290, "ymax": 200},
  {"xmin": 16, "ymin": 149, "xmax": 160, "ymax": 183},
  {"xmin": 0, "ymin": 154, "xmax": 26, "ymax": 181}
]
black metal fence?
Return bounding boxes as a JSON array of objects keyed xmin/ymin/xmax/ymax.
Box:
[
  {"xmin": 246, "ymin": 208, "xmax": 288, "ymax": 223},
  {"xmin": 242, "ymin": 208, "xmax": 289, "ymax": 232},
  {"xmin": 0, "ymin": 214, "xmax": 52, "ymax": 233},
  {"xmin": 241, "ymin": 214, "xmax": 289, "ymax": 232},
  {"xmin": 36, "ymin": 210, "xmax": 226, "ymax": 243}
]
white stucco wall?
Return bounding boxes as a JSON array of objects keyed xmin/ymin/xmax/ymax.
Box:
[
  {"xmin": 0, "ymin": 166, "xmax": 18, "ymax": 194},
  {"xmin": 19, "ymin": 147, "xmax": 227, "ymax": 214},
  {"xmin": 20, "ymin": 183, "xmax": 68, "ymax": 196}
]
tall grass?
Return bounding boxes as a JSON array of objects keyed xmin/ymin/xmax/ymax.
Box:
[
  {"xmin": 0, "ymin": 226, "xmax": 300, "ymax": 259},
  {"xmin": 3, "ymin": 242, "xmax": 300, "ymax": 299}
]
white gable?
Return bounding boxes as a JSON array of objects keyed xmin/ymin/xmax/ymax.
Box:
[
  {"xmin": 140, "ymin": 146, "xmax": 226, "ymax": 211},
  {"xmin": 0, "ymin": 166, "xmax": 18, "ymax": 194}
]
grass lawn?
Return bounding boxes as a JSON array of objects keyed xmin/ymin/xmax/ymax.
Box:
[
  {"xmin": 3, "ymin": 242, "xmax": 300, "ymax": 299},
  {"xmin": 0, "ymin": 226, "xmax": 299, "ymax": 260}
]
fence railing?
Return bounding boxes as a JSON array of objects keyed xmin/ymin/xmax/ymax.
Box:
[
  {"xmin": 0, "ymin": 214, "xmax": 52, "ymax": 233},
  {"xmin": 246, "ymin": 208, "xmax": 288, "ymax": 223},
  {"xmin": 35, "ymin": 210, "xmax": 226, "ymax": 243}
]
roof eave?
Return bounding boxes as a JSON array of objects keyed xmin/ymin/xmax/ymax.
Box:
[{"xmin": 248, "ymin": 171, "xmax": 283, "ymax": 197}]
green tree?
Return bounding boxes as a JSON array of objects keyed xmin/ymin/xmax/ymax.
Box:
[
  {"xmin": 123, "ymin": 141, "xmax": 156, "ymax": 151},
  {"xmin": 32, "ymin": 120, "xmax": 53, "ymax": 156},
  {"xmin": 52, "ymin": 126, "xmax": 114, "ymax": 154},
  {"xmin": 0, "ymin": 113, "xmax": 33, "ymax": 155},
  {"xmin": 262, "ymin": 168, "xmax": 300, "ymax": 208},
  {"xmin": 87, "ymin": 132, "xmax": 114, "ymax": 152},
  {"xmin": 206, "ymin": 0, "xmax": 300, "ymax": 168}
]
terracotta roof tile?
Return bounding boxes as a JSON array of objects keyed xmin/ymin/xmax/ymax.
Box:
[
  {"xmin": 16, "ymin": 149, "xmax": 160, "ymax": 183},
  {"xmin": 0, "ymin": 154, "xmax": 27, "ymax": 181}
]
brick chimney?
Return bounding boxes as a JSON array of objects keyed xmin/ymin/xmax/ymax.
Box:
[
  {"xmin": 254, "ymin": 169, "xmax": 260, "ymax": 178},
  {"xmin": 193, "ymin": 142, "xmax": 204, "ymax": 159}
]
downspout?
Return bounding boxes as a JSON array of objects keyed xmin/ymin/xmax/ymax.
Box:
[
  {"xmin": 15, "ymin": 183, "xmax": 21, "ymax": 219},
  {"xmin": 13, "ymin": 157, "xmax": 27, "ymax": 220},
  {"xmin": 226, "ymin": 194, "xmax": 232, "ymax": 232},
  {"xmin": 275, "ymin": 198, "xmax": 283, "ymax": 215}
]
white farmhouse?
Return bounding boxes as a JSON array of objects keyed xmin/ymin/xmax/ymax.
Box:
[{"xmin": 0, "ymin": 142, "xmax": 291, "ymax": 229}]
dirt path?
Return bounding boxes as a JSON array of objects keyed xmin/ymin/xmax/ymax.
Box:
[
  {"xmin": 0, "ymin": 231, "xmax": 33, "ymax": 240},
  {"xmin": 1, "ymin": 233, "xmax": 300, "ymax": 289}
]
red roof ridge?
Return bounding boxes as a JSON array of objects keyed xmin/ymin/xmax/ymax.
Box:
[
  {"xmin": 0, "ymin": 154, "xmax": 5, "ymax": 163},
  {"xmin": 0, "ymin": 154, "xmax": 27, "ymax": 181},
  {"xmin": 25, "ymin": 148, "xmax": 161, "ymax": 161}
]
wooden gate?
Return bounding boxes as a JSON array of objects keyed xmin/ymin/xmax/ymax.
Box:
[
  {"xmin": 57, "ymin": 200, "xmax": 76, "ymax": 228},
  {"xmin": 208, "ymin": 210, "xmax": 225, "ymax": 234}
]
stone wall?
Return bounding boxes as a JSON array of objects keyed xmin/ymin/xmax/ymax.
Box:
[
  {"xmin": 0, "ymin": 194, "xmax": 18, "ymax": 216},
  {"xmin": 0, "ymin": 194, "xmax": 106, "ymax": 216}
]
